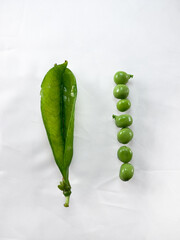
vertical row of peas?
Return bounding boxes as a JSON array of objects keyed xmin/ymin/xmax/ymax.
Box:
[{"xmin": 113, "ymin": 71, "xmax": 134, "ymax": 181}]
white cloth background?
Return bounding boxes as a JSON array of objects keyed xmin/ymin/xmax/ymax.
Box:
[{"xmin": 0, "ymin": 0, "xmax": 180, "ymax": 239}]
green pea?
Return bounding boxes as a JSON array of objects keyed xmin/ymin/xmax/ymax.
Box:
[
  {"xmin": 117, "ymin": 128, "xmax": 133, "ymax": 144},
  {"xmin": 119, "ymin": 163, "xmax": 134, "ymax": 181},
  {"xmin": 112, "ymin": 114, "xmax": 133, "ymax": 128},
  {"xmin": 114, "ymin": 71, "xmax": 133, "ymax": 85},
  {"xmin": 117, "ymin": 146, "xmax": 133, "ymax": 163},
  {"xmin": 113, "ymin": 84, "xmax": 129, "ymax": 99},
  {"xmin": 117, "ymin": 99, "xmax": 131, "ymax": 112}
]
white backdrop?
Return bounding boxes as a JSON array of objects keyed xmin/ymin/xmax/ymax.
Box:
[{"xmin": 1, "ymin": 0, "xmax": 180, "ymax": 239}]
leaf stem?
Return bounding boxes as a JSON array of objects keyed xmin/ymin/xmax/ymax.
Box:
[{"xmin": 64, "ymin": 196, "xmax": 70, "ymax": 207}]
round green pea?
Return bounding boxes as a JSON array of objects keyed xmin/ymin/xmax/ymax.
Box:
[
  {"xmin": 117, "ymin": 99, "xmax": 131, "ymax": 112},
  {"xmin": 114, "ymin": 71, "xmax": 133, "ymax": 85},
  {"xmin": 117, "ymin": 128, "xmax": 133, "ymax": 144},
  {"xmin": 112, "ymin": 114, "xmax": 133, "ymax": 128},
  {"xmin": 117, "ymin": 146, "xmax": 133, "ymax": 163},
  {"xmin": 119, "ymin": 163, "xmax": 134, "ymax": 181},
  {"xmin": 113, "ymin": 84, "xmax": 129, "ymax": 99}
]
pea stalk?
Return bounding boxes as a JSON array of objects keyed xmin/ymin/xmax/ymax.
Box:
[{"xmin": 64, "ymin": 196, "xmax": 70, "ymax": 207}]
